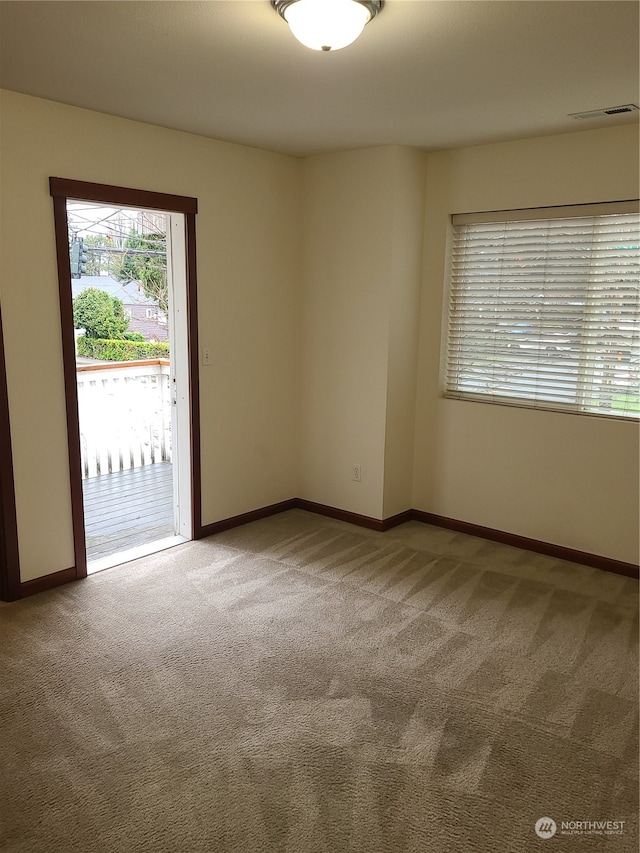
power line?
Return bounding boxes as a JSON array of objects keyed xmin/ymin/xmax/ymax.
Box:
[
  {"xmin": 69, "ymin": 220, "xmax": 167, "ymax": 242},
  {"xmin": 67, "ymin": 206, "xmax": 167, "ymax": 240},
  {"xmin": 83, "ymin": 247, "xmax": 167, "ymax": 257}
]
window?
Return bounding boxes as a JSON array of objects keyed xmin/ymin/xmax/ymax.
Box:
[{"xmin": 444, "ymin": 201, "xmax": 640, "ymax": 419}]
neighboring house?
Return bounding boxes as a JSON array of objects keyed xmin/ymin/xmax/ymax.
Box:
[{"xmin": 71, "ymin": 275, "xmax": 168, "ymax": 342}]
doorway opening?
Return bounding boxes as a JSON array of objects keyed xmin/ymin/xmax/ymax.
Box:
[
  {"xmin": 50, "ymin": 179, "xmax": 201, "ymax": 581},
  {"xmin": 68, "ymin": 202, "xmax": 190, "ymax": 571}
]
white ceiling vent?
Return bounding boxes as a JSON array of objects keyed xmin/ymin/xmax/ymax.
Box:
[{"xmin": 570, "ymin": 104, "xmax": 638, "ymax": 120}]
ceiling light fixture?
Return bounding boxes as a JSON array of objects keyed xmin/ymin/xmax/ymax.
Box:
[{"xmin": 272, "ymin": 0, "xmax": 383, "ymax": 52}]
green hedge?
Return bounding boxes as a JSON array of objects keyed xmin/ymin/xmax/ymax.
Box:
[{"xmin": 77, "ymin": 336, "xmax": 170, "ymax": 361}]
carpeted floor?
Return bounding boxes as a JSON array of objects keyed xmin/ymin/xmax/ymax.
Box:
[{"xmin": 1, "ymin": 510, "xmax": 637, "ymax": 852}]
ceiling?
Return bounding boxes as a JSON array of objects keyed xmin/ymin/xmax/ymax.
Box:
[{"xmin": 0, "ymin": 1, "xmax": 638, "ymax": 157}]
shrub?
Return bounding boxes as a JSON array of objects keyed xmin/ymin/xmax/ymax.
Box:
[
  {"xmin": 77, "ymin": 336, "xmax": 170, "ymax": 361},
  {"xmin": 123, "ymin": 331, "xmax": 146, "ymax": 342},
  {"xmin": 73, "ymin": 288, "xmax": 128, "ymax": 339}
]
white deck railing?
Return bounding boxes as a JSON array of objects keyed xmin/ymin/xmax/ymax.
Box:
[{"xmin": 76, "ymin": 359, "xmax": 172, "ymax": 479}]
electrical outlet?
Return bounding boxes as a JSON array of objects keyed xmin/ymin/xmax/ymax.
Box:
[
  {"xmin": 202, "ymin": 346, "xmax": 211, "ymax": 366},
  {"xmin": 352, "ymin": 464, "xmax": 362, "ymax": 482}
]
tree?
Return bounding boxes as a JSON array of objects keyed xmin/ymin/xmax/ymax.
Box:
[
  {"xmin": 73, "ymin": 288, "xmax": 128, "ymax": 340},
  {"xmin": 111, "ymin": 231, "xmax": 168, "ymax": 312},
  {"xmin": 83, "ymin": 234, "xmax": 111, "ymax": 276}
]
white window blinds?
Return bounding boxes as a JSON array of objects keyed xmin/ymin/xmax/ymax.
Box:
[{"xmin": 444, "ymin": 202, "xmax": 640, "ymax": 419}]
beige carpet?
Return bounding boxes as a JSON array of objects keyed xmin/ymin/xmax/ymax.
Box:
[{"xmin": 1, "ymin": 510, "xmax": 637, "ymax": 852}]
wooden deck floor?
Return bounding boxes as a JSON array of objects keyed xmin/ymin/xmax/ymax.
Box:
[{"xmin": 82, "ymin": 462, "xmax": 175, "ymax": 563}]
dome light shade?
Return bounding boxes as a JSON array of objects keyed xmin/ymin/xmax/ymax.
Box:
[{"xmin": 272, "ymin": 0, "xmax": 383, "ymax": 52}]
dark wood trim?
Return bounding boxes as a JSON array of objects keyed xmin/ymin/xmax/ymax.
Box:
[
  {"xmin": 196, "ymin": 499, "xmax": 409, "ymax": 538},
  {"xmin": 52, "ymin": 194, "xmax": 88, "ymax": 581},
  {"xmin": 49, "ymin": 178, "xmax": 197, "ymax": 214},
  {"xmin": 9, "ymin": 495, "xmax": 636, "ymax": 601},
  {"xmin": 0, "ymin": 305, "xmax": 21, "ymax": 601},
  {"xmin": 49, "ymin": 177, "xmax": 200, "ymax": 586},
  {"xmin": 197, "ymin": 499, "xmax": 638, "ymax": 580},
  {"xmin": 19, "ymin": 567, "xmax": 78, "ymax": 599},
  {"xmin": 185, "ymin": 212, "xmax": 202, "ymax": 539},
  {"xmin": 294, "ymin": 498, "xmax": 387, "ymax": 531},
  {"xmin": 288, "ymin": 498, "xmax": 393, "ymax": 533},
  {"xmin": 411, "ymin": 510, "xmax": 639, "ymax": 579},
  {"xmin": 197, "ymin": 499, "xmax": 298, "ymax": 538},
  {"xmin": 381, "ymin": 509, "xmax": 414, "ymax": 531},
  {"xmin": 292, "ymin": 503, "xmax": 412, "ymax": 532}
]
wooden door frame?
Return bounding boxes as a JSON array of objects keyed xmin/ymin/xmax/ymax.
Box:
[
  {"xmin": 49, "ymin": 178, "xmax": 202, "ymax": 582},
  {"xmin": 0, "ymin": 303, "xmax": 21, "ymax": 601}
]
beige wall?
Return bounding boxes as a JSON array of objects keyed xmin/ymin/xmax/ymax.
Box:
[
  {"xmin": 299, "ymin": 148, "xmax": 391, "ymax": 518},
  {"xmin": 413, "ymin": 125, "xmax": 640, "ymax": 563},
  {"xmin": 1, "ymin": 90, "xmax": 637, "ymax": 584},
  {"xmin": 382, "ymin": 147, "xmax": 426, "ymax": 518},
  {"xmin": 298, "ymin": 146, "xmax": 426, "ymax": 518},
  {"xmin": 0, "ymin": 90, "xmax": 300, "ymax": 581}
]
